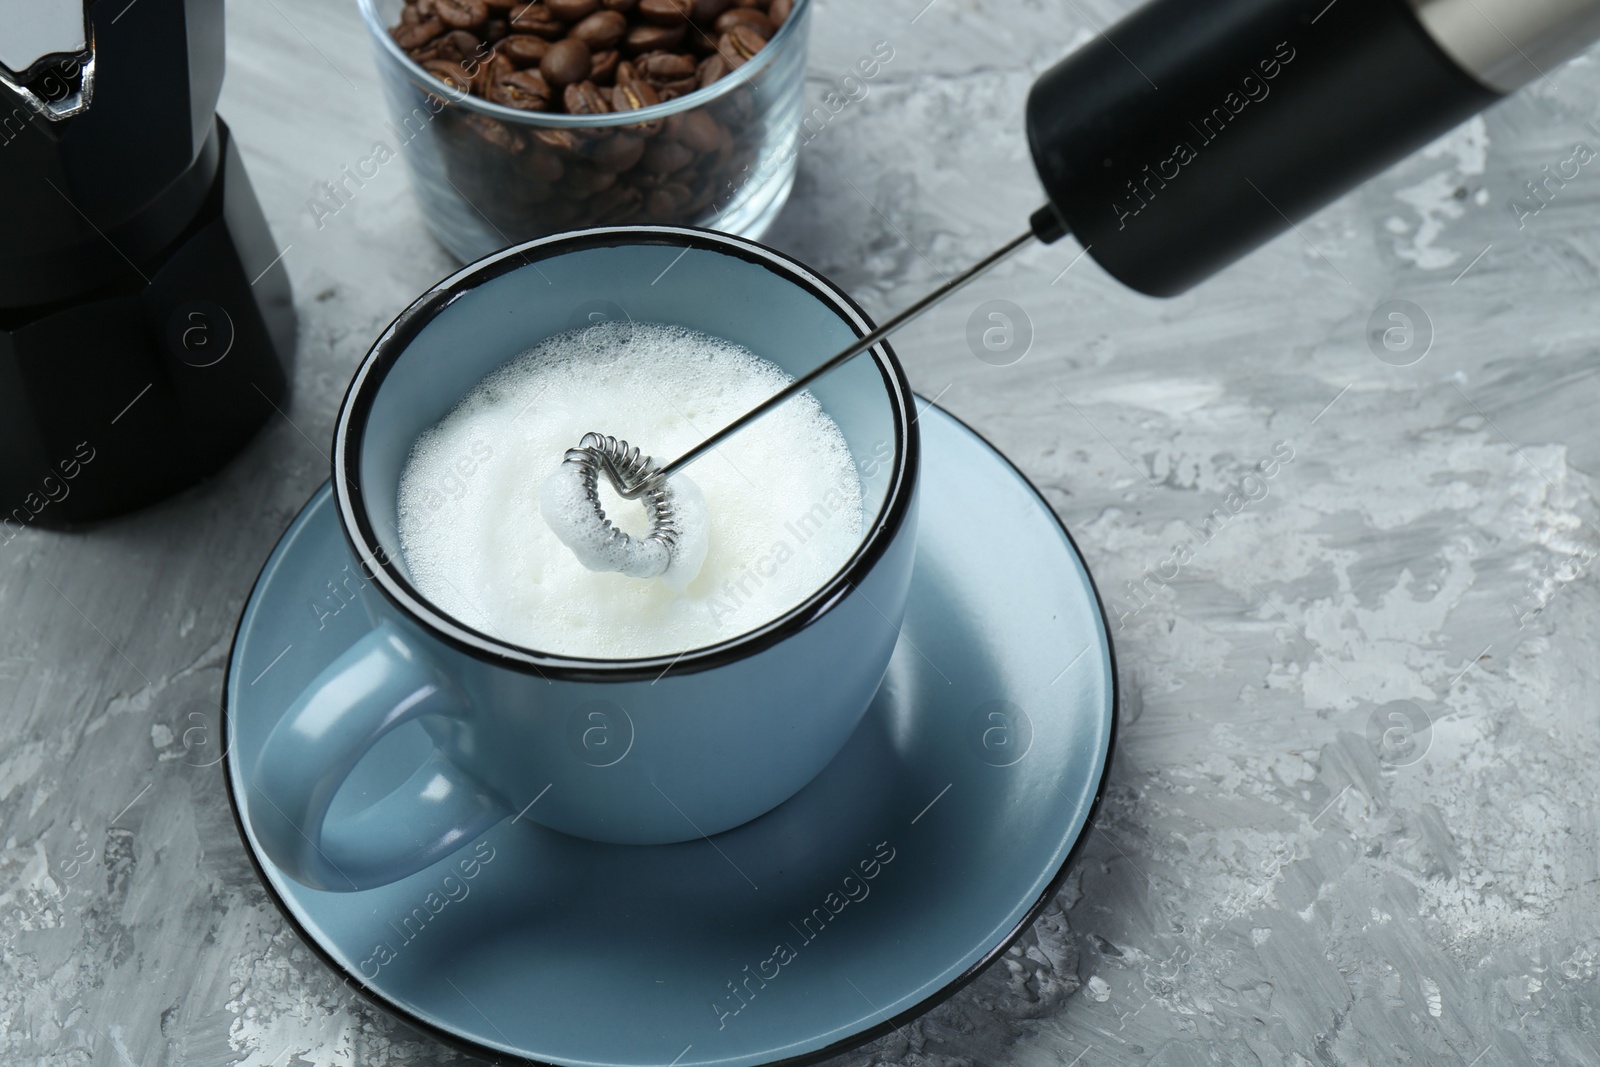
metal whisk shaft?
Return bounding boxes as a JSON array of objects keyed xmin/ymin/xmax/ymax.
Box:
[{"xmin": 614, "ymin": 227, "xmax": 1040, "ymax": 498}]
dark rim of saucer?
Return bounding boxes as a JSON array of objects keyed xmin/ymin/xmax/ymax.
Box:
[
  {"xmin": 220, "ymin": 404, "xmax": 1121, "ymax": 1067},
  {"xmin": 332, "ymin": 225, "xmax": 919, "ymax": 683}
]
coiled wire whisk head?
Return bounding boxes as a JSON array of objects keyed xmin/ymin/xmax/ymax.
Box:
[{"xmin": 561, "ymin": 433, "xmax": 677, "ymax": 577}]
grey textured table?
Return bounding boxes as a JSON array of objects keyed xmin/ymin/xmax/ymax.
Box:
[{"xmin": 6, "ymin": 0, "xmax": 1600, "ymax": 1063}]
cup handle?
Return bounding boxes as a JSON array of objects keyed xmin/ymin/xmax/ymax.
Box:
[{"xmin": 248, "ymin": 622, "xmax": 508, "ymax": 891}]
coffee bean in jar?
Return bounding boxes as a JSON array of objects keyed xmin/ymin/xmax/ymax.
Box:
[{"xmin": 383, "ymin": 0, "xmax": 804, "ymax": 247}]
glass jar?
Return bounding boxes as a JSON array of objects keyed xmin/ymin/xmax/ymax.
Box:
[{"xmin": 356, "ymin": 0, "xmax": 810, "ymax": 262}]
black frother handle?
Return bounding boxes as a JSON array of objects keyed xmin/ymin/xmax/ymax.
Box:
[{"xmin": 1024, "ymin": 0, "xmax": 1501, "ymax": 296}]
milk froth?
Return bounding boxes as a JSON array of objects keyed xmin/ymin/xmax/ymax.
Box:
[{"xmin": 396, "ymin": 321, "xmax": 865, "ymax": 659}]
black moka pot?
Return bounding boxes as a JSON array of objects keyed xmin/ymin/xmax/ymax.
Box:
[{"xmin": 0, "ymin": 0, "xmax": 295, "ymax": 531}]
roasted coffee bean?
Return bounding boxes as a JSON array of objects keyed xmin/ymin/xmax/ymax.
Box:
[
  {"xmin": 561, "ymin": 162, "xmax": 618, "ymax": 197},
  {"xmin": 610, "ymin": 78, "xmax": 664, "ymax": 133},
  {"xmin": 460, "ymin": 51, "xmax": 503, "ymax": 94},
  {"xmin": 483, "ymin": 18, "xmax": 510, "ymax": 41},
  {"xmin": 768, "ymin": 0, "xmax": 790, "ymax": 25},
  {"xmin": 704, "ymin": 122, "xmax": 733, "ymax": 169},
  {"xmin": 714, "ymin": 7, "xmax": 771, "ymax": 36},
  {"xmin": 671, "ymin": 107, "xmax": 721, "ymax": 152},
  {"xmin": 710, "ymin": 83, "xmax": 754, "ymax": 122},
  {"xmin": 640, "ymin": 138, "xmax": 694, "ymax": 173},
  {"xmin": 637, "ymin": 0, "xmax": 692, "ymax": 24},
  {"xmin": 423, "ymin": 59, "xmax": 475, "ymax": 94},
  {"xmin": 514, "ymin": 147, "xmax": 566, "ymax": 182},
  {"xmin": 590, "ymin": 48, "xmax": 621, "ymax": 83},
  {"xmin": 436, "ymin": 0, "xmax": 489, "ymax": 28},
  {"xmin": 583, "ymin": 169, "xmax": 621, "ymax": 195},
  {"xmin": 695, "ymin": 53, "xmax": 729, "ymax": 87},
  {"xmin": 590, "ymin": 184, "xmax": 643, "ymax": 222},
  {"xmin": 508, "ymin": 3, "xmax": 565, "ymax": 37},
  {"xmin": 532, "ymin": 127, "xmax": 584, "ymax": 155},
  {"xmin": 462, "ymin": 112, "xmax": 525, "ymax": 152},
  {"xmin": 436, "ymin": 49, "xmax": 477, "ymax": 75},
  {"xmin": 590, "ymin": 131, "xmax": 647, "ymax": 171},
  {"xmin": 484, "ymin": 0, "xmax": 519, "ymax": 10},
  {"xmin": 655, "ymin": 79, "xmax": 698, "ymax": 98},
  {"xmin": 636, "ymin": 53, "xmax": 697, "ymax": 95},
  {"xmin": 610, "ymin": 75, "xmax": 659, "ymax": 109},
  {"xmin": 540, "ymin": 37, "xmax": 593, "ymax": 86},
  {"xmin": 635, "ymin": 50, "xmax": 696, "ymax": 81},
  {"xmin": 623, "ymin": 23, "xmax": 685, "ymax": 53},
  {"xmin": 546, "ymin": 0, "xmax": 601, "ymax": 18},
  {"xmin": 451, "ymin": 28, "xmax": 489, "ymax": 54},
  {"xmin": 499, "ymin": 33, "xmax": 551, "ymax": 63},
  {"xmin": 646, "ymin": 181, "xmax": 693, "ymax": 216},
  {"xmin": 392, "ymin": 16, "xmax": 444, "ymax": 48},
  {"xmin": 471, "ymin": 52, "xmax": 515, "ymax": 95},
  {"xmin": 415, "ymin": 0, "xmax": 439, "ymax": 14},
  {"xmin": 717, "ymin": 24, "xmax": 764, "ymax": 66},
  {"xmin": 571, "ymin": 9, "xmax": 627, "ymax": 48},
  {"xmin": 688, "ymin": 0, "xmax": 731, "ymax": 20},
  {"xmin": 490, "ymin": 68, "xmax": 553, "ymax": 109},
  {"xmin": 563, "ymin": 79, "xmax": 611, "ymax": 115},
  {"xmin": 401, "ymin": 4, "xmax": 422, "ymax": 25},
  {"xmin": 601, "ymin": 0, "xmax": 637, "ymax": 10},
  {"xmin": 421, "ymin": 28, "xmax": 480, "ymax": 60}
]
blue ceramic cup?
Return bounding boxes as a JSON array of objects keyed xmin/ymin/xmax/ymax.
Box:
[{"xmin": 250, "ymin": 228, "xmax": 919, "ymax": 891}]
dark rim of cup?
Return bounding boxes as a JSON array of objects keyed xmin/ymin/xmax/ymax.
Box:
[
  {"xmin": 356, "ymin": 0, "xmax": 811, "ymax": 129},
  {"xmin": 333, "ymin": 225, "xmax": 918, "ymax": 683}
]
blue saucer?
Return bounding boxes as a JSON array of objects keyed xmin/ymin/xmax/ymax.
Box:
[{"xmin": 223, "ymin": 403, "xmax": 1116, "ymax": 1067}]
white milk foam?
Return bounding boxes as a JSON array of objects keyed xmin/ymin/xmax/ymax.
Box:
[{"xmin": 396, "ymin": 321, "xmax": 865, "ymax": 659}]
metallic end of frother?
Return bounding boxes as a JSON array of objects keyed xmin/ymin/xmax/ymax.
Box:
[{"xmin": 1404, "ymin": 0, "xmax": 1600, "ymax": 93}]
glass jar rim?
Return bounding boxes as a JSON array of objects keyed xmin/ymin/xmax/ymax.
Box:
[{"xmin": 355, "ymin": 0, "xmax": 809, "ymax": 129}]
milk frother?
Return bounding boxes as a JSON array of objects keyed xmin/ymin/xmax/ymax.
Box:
[
  {"xmin": 559, "ymin": 0, "xmax": 1600, "ymax": 576},
  {"xmin": 1025, "ymin": 0, "xmax": 1600, "ymax": 296},
  {"xmin": 0, "ymin": 0, "xmax": 295, "ymax": 530}
]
